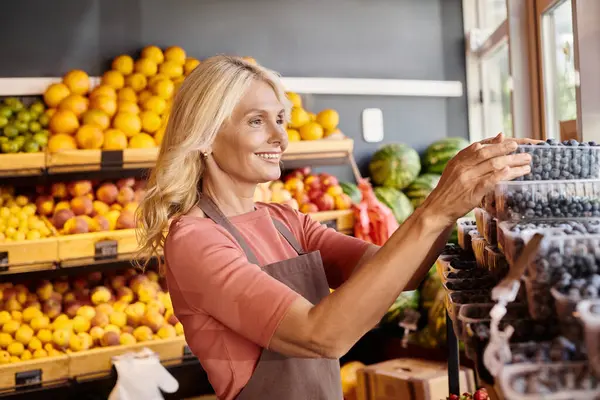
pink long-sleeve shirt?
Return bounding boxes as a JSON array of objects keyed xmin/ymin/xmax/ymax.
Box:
[{"xmin": 164, "ymin": 202, "xmax": 370, "ymax": 400}]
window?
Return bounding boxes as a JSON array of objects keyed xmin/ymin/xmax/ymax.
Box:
[
  {"xmin": 477, "ymin": 0, "xmax": 508, "ymax": 34},
  {"xmin": 481, "ymin": 42, "xmax": 513, "ymax": 138},
  {"xmin": 539, "ymin": 0, "xmax": 577, "ymax": 140}
]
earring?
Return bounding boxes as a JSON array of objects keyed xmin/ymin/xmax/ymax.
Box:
[{"xmin": 202, "ymin": 151, "xmax": 209, "ymax": 159}]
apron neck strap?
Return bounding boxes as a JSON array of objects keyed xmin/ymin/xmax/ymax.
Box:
[
  {"xmin": 197, "ymin": 193, "xmax": 261, "ymax": 265},
  {"xmin": 271, "ymin": 218, "xmax": 305, "ymax": 255}
]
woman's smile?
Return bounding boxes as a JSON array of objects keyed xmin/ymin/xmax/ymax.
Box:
[{"xmin": 255, "ymin": 151, "xmax": 282, "ymax": 163}]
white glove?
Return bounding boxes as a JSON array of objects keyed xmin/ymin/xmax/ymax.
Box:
[{"xmin": 109, "ymin": 348, "xmax": 179, "ymax": 400}]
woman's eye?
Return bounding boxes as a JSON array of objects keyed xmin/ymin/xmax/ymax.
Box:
[
  {"xmin": 249, "ymin": 118, "xmax": 262, "ymax": 126},
  {"xmin": 277, "ymin": 118, "xmax": 284, "ymax": 125}
]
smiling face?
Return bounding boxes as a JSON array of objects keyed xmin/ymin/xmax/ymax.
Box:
[{"xmin": 209, "ymin": 79, "xmax": 288, "ymax": 185}]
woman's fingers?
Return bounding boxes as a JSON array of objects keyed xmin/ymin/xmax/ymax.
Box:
[
  {"xmin": 479, "ymin": 133, "xmax": 505, "ymax": 144},
  {"xmin": 475, "ymin": 153, "xmax": 532, "ymax": 175}
]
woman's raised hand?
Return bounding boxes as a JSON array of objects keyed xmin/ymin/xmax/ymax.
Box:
[{"xmin": 422, "ymin": 133, "xmax": 534, "ymax": 225}]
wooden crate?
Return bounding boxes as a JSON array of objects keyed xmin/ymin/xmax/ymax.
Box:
[
  {"xmin": 309, "ymin": 209, "xmax": 354, "ymax": 234},
  {"xmin": 0, "ymin": 238, "xmax": 58, "ymax": 274},
  {"xmin": 0, "ymin": 153, "xmax": 45, "ymax": 177},
  {"xmin": 46, "ymin": 148, "xmax": 158, "ymax": 172},
  {"xmin": 57, "ymin": 229, "xmax": 138, "ymax": 265},
  {"xmin": 0, "ymin": 355, "xmax": 69, "ymax": 390},
  {"xmin": 69, "ymin": 336, "xmax": 187, "ymax": 378}
]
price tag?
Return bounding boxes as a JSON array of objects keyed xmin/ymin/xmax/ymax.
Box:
[
  {"xmin": 95, "ymin": 240, "xmax": 118, "ymax": 261},
  {"xmin": 183, "ymin": 345, "xmax": 193, "ymax": 357},
  {"xmin": 323, "ymin": 219, "xmax": 338, "ymax": 230},
  {"xmin": 100, "ymin": 150, "xmax": 124, "ymax": 169},
  {"xmin": 0, "ymin": 251, "xmax": 8, "ymax": 266},
  {"xmin": 15, "ymin": 369, "xmax": 42, "ymax": 389}
]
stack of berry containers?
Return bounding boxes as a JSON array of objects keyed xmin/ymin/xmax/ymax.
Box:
[{"xmin": 490, "ymin": 139, "xmax": 600, "ymax": 395}]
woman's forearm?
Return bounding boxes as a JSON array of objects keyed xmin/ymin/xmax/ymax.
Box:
[
  {"xmin": 405, "ymin": 225, "xmax": 453, "ymax": 290},
  {"xmin": 306, "ymin": 206, "xmax": 451, "ymax": 356}
]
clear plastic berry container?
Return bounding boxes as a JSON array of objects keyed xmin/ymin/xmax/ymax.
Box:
[
  {"xmin": 498, "ymin": 362, "xmax": 599, "ymax": 400},
  {"xmin": 457, "ymin": 217, "xmax": 477, "ymax": 251},
  {"xmin": 441, "ymin": 269, "xmax": 496, "ymax": 291},
  {"xmin": 446, "ymin": 290, "xmax": 492, "ymax": 340},
  {"xmin": 438, "ymin": 243, "xmax": 474, "ymax": 261},
  {"xmin": 496, "ymin": 218, "xmax": 600, "ymax": 265},
  {"xmin": 495, "ymin": 179, "xmax": 600, "ymax": 221},
  {"xmin": 458, "ymin": 303, "xmax": 528, "ymax": 346},
  {"xmin": 576, "ymin": 299, "xmax": 600, "ymax": 379},
  {"xmin": 481, "ymin": 190, "xmax": 497, "ymax": 216},
  {"xmin": 485, "ymin": 245, "xmax": 509, "ymax": 280},
  {"xmin": 508, "ymin": 338, "xmax": 587, "ymax": 365},
  {"xmin": 513, "ymin": 143, "xmax": 600, "ymax": 181},
  {"xmin": 550, "ymin": 287, "xmax": 584, "ymax": 342},
  {"xmin": 523, "ymin": 276, "xmax": 554, "ymax": 320}
]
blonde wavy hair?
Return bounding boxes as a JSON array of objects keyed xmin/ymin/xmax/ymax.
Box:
[{"xmin": 135, "ymin": 55, "xmax": 291, "ymax": 270}]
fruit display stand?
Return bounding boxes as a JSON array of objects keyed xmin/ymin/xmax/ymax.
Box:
[
  {"xmin": 46, "ymin": 148, "xmax": 159, "ymax": 174},
  {"xmin": 308, "ymin": 210, "xmax": 354, "ymax": 234},
  {"xmin": 0, "ymin": 154, "xmax": 46, "ymax": 178},
  {"xmin": 0, "ymin": 353, "xmax": 70, "ymax": 391},
  {"xmin": 56, "ymin": 229, "xmax": 138, "ymax": 268}
]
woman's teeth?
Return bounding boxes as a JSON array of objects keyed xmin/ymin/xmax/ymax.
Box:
[{"xmin": 256, "ymin": 153, "xmax": 280, "ymax": 160}]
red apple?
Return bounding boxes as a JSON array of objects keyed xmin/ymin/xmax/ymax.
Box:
[
  {"xmin": 320, "ymin": 174, "xmax": 339, "ymax": 188},
  {"xmin": 298, "ymin": 167, "xmax": 311, "ymax": 177},
  {"xmin": 307, "ymin": 189, "xmax": 323, "ymax": 203},
  {"xmin": 304, "ymin": 175, "xmax": 321, "ymax": 191},
  {"xmin": 300, "ymin": 203, "xmax": 319, "ymax": 213},
  {"xmin": 314, "ymin": 193, "xmax": 335, "ymax": 211}
]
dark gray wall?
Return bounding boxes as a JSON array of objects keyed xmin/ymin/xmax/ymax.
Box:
[{"xmin": 0, "ymin": 0, "xmax": 467, "ymax": 179}]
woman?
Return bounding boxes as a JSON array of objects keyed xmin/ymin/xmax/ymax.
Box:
[{"xmin": 136, "ymin": 55, "xmax": 532, "ymax": 400}]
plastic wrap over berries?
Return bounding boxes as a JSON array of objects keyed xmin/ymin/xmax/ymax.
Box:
[
  {"xmin": 496, "ymin": 180, "xmax": 600, "ymax": 220},
  {"xmin": 513, "ymin": 139, "xmax": 600, "ymax": 181},
  {"xmin": 508, "ymin": 337, "xmax": 586, "ymax": 364},
  {"xmin": 500, "ymin": 362, "xmax": 599, "ymax": 399}
]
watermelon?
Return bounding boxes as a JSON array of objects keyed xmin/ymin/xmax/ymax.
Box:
[
  {"xmin": 422, "ymin": 137, "xmax": 469, "ymax": 174},
  {"xmin": 380, "ymin": 290, "xmax": 420, "ymax": 326},
  {"xmin": 374, "ymin": 187, "xmax": 414, "ymax": 224},
  {"xmin": 369, "ymin": 144, "xmax": 421, "ymax": 190},
  {"xmin": 340, "ymin": 182, "xmax": 361, "ymax": 204},
  {"xmin": 403, "ymin": 173, "xmax": 441, "ymax": 208}
]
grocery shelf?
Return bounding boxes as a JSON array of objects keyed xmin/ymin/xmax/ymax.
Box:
[
  {"xmin": 308, "ymin": 209, "xmax": 354, "ymax": 234},
  {"xmin": 0, "ymin": 154, "xmax": 45, "ymax": 177},
  {"xmin": 0, "ymin": 76, "xmax": 463, "ymax": 98},
  {"xmin": 46, "ymin": 148, "xmax": 159, "ymax": 174}
]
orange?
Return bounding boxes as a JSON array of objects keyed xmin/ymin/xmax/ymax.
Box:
[
  {"xmin": 125, "ymin": 73, "xmax": 147, "ymax": 92},
  {"xmin": 140, "ymin": 111, "xmax": 161, "ymax": 133},
  {"xmin": 184, "ymin": 58, "xmax": 200, "ymax": 75},
  {"xmin": 286, "ymin": 92, "xmax": 302, "ymax": 108},
  {"xmin": 164, "ymin": 46, "xmax": 186, "ymax": 64},
  {"xmin": 81, "ymin": 110, "xmax": 111, "ymax": 130},
  {"xmin": 89, "ymin": 85, "xmax": 117, "ymax": 100},
  {"xmin": 112, "ymin": 112, "xmax": 142, "ymax": 137},
  {"xmin": 340, "ymin": 361, "xmax": 365, "ymax": 396},
  {"xmin": 299, "ymin": 122, "xmax": 324, "ymax": 141},
  {"xmin": 48, "ymin": 134, "xmax": 77, "ymax": 153},
  {"xmin": 148, "ymin": 74, "xmax": 169, "ymax": 86},
  {"xmin": 75, "ymin": 125, "xmax": 104, "ymax": 149},
  {"xmin": 141, "ymin": 46, "xmax": 164, "ymax": 64},
  {"xmin": 158, "ymin": 61, "xmax": 183, "ymax": 79},
  {"xmin": 112, "ymin": 55, "xmax": 134, "ymax": 76},
  {"xmin": 128, "ymin": 133, "xmax": 156, "ymax": 149},
  {"xmin": 316, "ymin": 109, "xmax": 339, "ymax": 131},
  {"xmin": 289, "ymin": 107, "xmax": 310, "ymax": 129},
  {"xmin": 58, "ymin": 94, "xmax": 89, "ymax": 118},
  {"xmin": 103, "ymin": 129, "xmax": 128, "ymax": 150},
  {"xmin": 49, "ymin": 110, "xmax": 80, "ymax": 135},
  {"xmin": 134, "ymin": 58, "xmax": 158, "ymax": 77},
  {"xmin": 44, "ymin": 83, "xmax": 71, "ymax": 108},
  {"xmin": 117, "ymin": 101, "xmax": 140, "ymax": 114},
  {"xmin": 101, "ymin": 70, "xmax": 125, "ymax": 90},
  {"xmin": 137, "ymin": 90, "xmax": 153, "ymax": 105},
  {"xmin": 287, "ymin": 129, "xmax": 301, "ymax": 142},
  {"xmin": 150, "ymin": 79, "xmax": 175, "ymax": 99},
  {"xmin": 117, "ymin": 87, "xmax": 137, "ymax": 103},
  {"xmin": 45, "ymin": 108, "xmax": 57, "ymax": 118},
  {"xmin": 142, "ymin": 96, "xmax": 167, "ymax": 115},
  {"xmin": 308, "ymin": 112, "xmax": 316, "ymax": 121},
  {"xmin": 154, "ymin": 125, "xmax": 165, "ymax": 146},
  {"xmin": 63, "ymin": 70, "xmax": 90, "ymax": 95},
  {"xmin": 89, "ymin": 96, "xmax": 117, "ymax": 117}
]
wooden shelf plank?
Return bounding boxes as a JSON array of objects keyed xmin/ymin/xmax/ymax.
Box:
[
  {"xmin": 0, "ymin": 77, "xmax": 463, "ymax": 98},
  {"xmin": 57, "ymin": 229, "xmax": 139, "ymax": 263},
  {"xmin": 0, "ymin": 153, "xmax": 45, "ymax": 177},
  {"xmin": 308, "ymin": 209, "xmax": 354, "ymax": 233}
]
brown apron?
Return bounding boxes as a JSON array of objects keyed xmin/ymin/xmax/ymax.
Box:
[{"xmin": 197, "ymin": 194, "xmax": 343, "ymax": 400}]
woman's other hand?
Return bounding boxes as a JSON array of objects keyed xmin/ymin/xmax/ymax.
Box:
[{"xmin": 422, "ymin": 133, "xmax": 532, "ymax": 225}]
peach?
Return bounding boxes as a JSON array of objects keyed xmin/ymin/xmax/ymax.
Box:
[
  {"xmin": 124, "ymin": 268, "xmax": 138, "ymax": 280},
  {"xmin": 175, "ymin": 322, "xmax": 184, "ymax": 336},
  {"xmin": 92, "ymin": 200, "xmax": 110, "ymax": 216},
  {"xmin": 116, "ymin": 178, "xmax": 135, "ymax": 189},
  {"xmin": 72, "ymin": 316, "xmax": 91, "ymax": 334},
  {"xmin": 64, "ymin": 302, "xmax": 82, "ymax": 319},
  {"xmin": 157, "ymin": 324, "xmax": 176, "ymax": 340},
  {"xmin": 67, "ymin": 180, "xmax": 92, "ymax": 198},
  {"xmin": 50, "ymin": 183, "xmax": 68, "ymax": 199},
  {"xmin": 123, "ymin": 202, "xmax": 139, "ymax": 213},
  {"xmin": 54, "ymin": 200, "xmax": 71, "ymax": 213},
  {"xmin": 104, "ymin": 210, "xmax": 120, "ymax": 230},
  {"xmin": 141, "ymin": 310, "xmax": 165, "ymax": 333},
  {"xmin": 132, "ymin": 326, "xmax": 153, "ymax": 342},
  {"xmin": 164, "ymin": 309, "xmax": 178, "ymax": 326},
  {"xmin": 64, "ymin": 216, "xmax": 89, "ymax": 234},
  {"xmin": 121, "ymin": 326, "xmax": 134, "ymax": 334},
  {"xmin": 134, "ymin": 189, "xmax": 146, "ymax": 203},
  {"xmin": 89, "ymin": 326, "xmax": 104, "ymax": 344},
  {"xmin": 23, "ymin": 300, "xmax": 41, "ymax": 311},
  {"xmin": 117, "ymin": 187, "xmax": 135, "ymax": 206},
  {"xmin": 5, "ymin": 298, "xmax": 22, "ymax": 312},
  {"xmin": 36, "ymin": 281, "xmax": 53, "ymax": 302},
  {"xmin": 90, "ymin": 312, "xmax": 109, "ymax": 328},
  {"xmin": 35, "ymin": 196, "xmax": 55, "ymax": 216},
  {"xmin": 92, "ymin": 215, "xmax": 110, "ymax": 232},
  {"xmin": 145, "ymin": 271, "xmax": 159, "ymax": 282},
  {"xmin": 109, "ymin": 311, "xmax": 127, "ymax": 328},
  {"xmin": 54, "ymin": 280, "xmax": 70, "ymax": 295},
  {"xmin": 52, "ymin": 329, "xmax": 71, "ymax": 349},
  {"xmin": 11, "ymin": 311, "xmax": 22, "ymax": 322},
  {"xmin": 96, "ymin": 183, "xmax": 118, "ymax": 205},
  {"xmin": 70, "ymin": 196, "xmax": 93, "ymax": 216},
  {"xmin": 96, "ymin": 303, "xmax": 113, "ymax": 315},
  {"xmin": 100, "ymin": 331, "xmax": 120, "ymax": 347},
  {"xmin": 52, "ymin": 209, "xmax": 75, "ymax": 230},
  {"xmin": 146, "ymin": 299, "xmax": 165, "ymax": 315},
  {"xmin": 72, "ymin": 277, "xmax": 88, "ymax": 291},
  {"xmin": 30, "ymin": 316, "xmax": 50, "ymax": 332},
  {"xmin": 62, "ymin": 291, "xmax": 76, "ymax": 304},
  {"xmin": 90, "ymin": 286, "xmax": 112, "ymax": 305},
  {"xmin": 76, "ymin": 305, "xmax": 96, "ymax": 320},
  {"xmin": 137, "ymin": 283, "xmax": 157, "ymax": 303},
  {"xmin": 129, "ymin": 275, "xmax": 148, "ymax": 293},
  {"xmin": 132, "ymin": 180, "xmax": 146, "ymax": 191},
  {"xmin": 115, "ymin": 287, "xmax": 133, "ymax": 304},
  {"xmin": 111, "ymin": 276, "xmax": 127, "ymax": 291},
  {"xmin": 119, "ymin": 332, "xmax": 136, "ymax": 345},
  {"xmin": 110, "ymin": 203, "xmax": 122, "ymax": 211}
]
